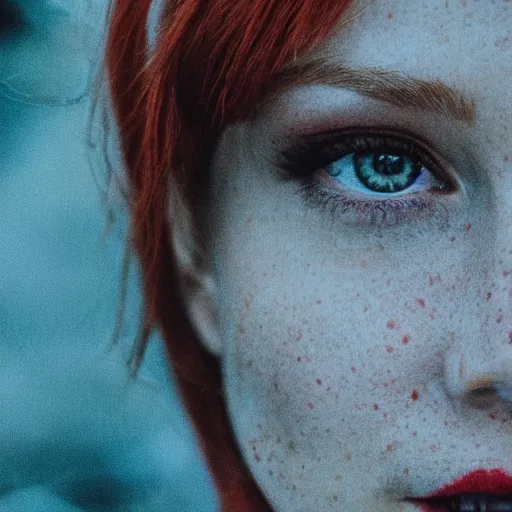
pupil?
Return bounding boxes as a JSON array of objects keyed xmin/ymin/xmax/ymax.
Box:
[{"xmin": 375, "ymin": 154, "xmax": 403, "ymax": 176}]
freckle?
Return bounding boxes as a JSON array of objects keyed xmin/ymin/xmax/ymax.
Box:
[
  {"xmin": 465, "ymin": 224, "xmax": 472, "ymax": 231},
  {"xmin": 450, "ymin": 236, "xmax": 456, "ymax": 242},
  {"xmin": 402, "ymin": 334, "xmax": 410, "ymax": 345},
  {"xmin": 411, "ymin": 389, "xmax": 419, "ymax": 401},
  {"xmin": 308, "ymin": 402, "xmax": 314, "ymax": 409},
  {"xmin": 505, "ymin": 155, "xmax": 509, "ymax": 162},
  {"xmin": 404, "ymin": 468, "xmax": 409, "ymax": 475},
  {"xmin": 417, "ymin": 298, "xmax": 426, "ymax": 308},
  {"xmin": 489, "ymin": 413, "xmax": 496, "ymax": 420},
  {"xmin": 373, "ymin": 403, "xmax": 379, "ymax": 410},
  {"xmin": 387, "ymin": 444, "xmax": 393, "ymax": 452},
  {"xmin": 316, "ymin": 299, "xmax": 322, "ymax": 304},
  {"xmin": 335, "ymin": 474, "xmax": 342, "ymax": 481},
  {"xmin": 344, "ymin": 453, "xmax": 352, "ymax": 460},
  {"xmin": 247, "ymin": 215, "xmax": 252, "ymax": 223},
  {"xmin": 316, "ymin": 378, "xmax": 322, "ymax": 385},
  {"xmin": 386, "ymin": 345, "xmax": 394, "ymax": 353},
  {"xmin": 508, "ymin": 332, "xmax": 512, "ymax": 344},
  {"xmin": 383, "ymin": 412, "xmax": 388, "ymax": 418},
  {"xmin": 351, "ymin": 366, "xmax": 357, "ymax": 373},
  {"xmin": 486, "ymin": 292, "xmax": 492, "ymax": 300},
  {"xmin": 327, "ymin": 386, "xmax": 331, "ymax": 391},
  {"xmin": 386, "ymin": 279, "xmax": 392, "ymax": 286},
  {"xmin": 254, "ymin": 454, "xmax": 261, "ymax": 461},
  {"xmin": 386, "ymin": 320, "xmax": 396, "ymax": 329},
  {"xmin": 297, "ymin": 356, "xmax": 301, "ymax": 362}
]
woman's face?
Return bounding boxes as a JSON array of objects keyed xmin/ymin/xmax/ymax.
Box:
[{"xmin": 195, "ymin": 0, "xmax": 512, "ymax": 510}]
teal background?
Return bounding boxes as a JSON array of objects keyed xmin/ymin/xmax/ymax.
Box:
[{"xmin": 0, "ymin": 1, "xmax": 219, "ymax": 510}]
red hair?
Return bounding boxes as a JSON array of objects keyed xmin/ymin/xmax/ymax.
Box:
[{"xmin": 106, "ymin": 0, "xmax": 353, "ymax": 509}]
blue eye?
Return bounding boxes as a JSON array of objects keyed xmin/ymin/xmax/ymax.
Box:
[
  {"xmin": 276, "ymin": 130, "xmax": 456, "ymax": 227},
  {"xmin": 325, "ymin": 147, "xmax": 440, "ymax": 196}
]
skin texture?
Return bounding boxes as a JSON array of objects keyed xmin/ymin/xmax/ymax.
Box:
[{"xmin": 174, "ymin": 0, "xmax": 512, "ymax": 510}]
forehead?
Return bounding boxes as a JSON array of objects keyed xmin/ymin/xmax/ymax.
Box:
[{"xmin": 315, "ymin": 0, "xmax": 512, "ymax": 73}]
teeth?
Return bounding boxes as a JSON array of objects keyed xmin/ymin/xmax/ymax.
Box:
[{"xmin": 448, "ymin": 494, "xmax": 512, "ymax": 512}]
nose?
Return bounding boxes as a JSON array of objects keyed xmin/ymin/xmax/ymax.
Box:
[{"xmin": 444, "ymin": 344, "xmax": 512, "ymax": 412}]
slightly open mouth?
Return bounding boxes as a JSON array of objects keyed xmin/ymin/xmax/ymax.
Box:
[{"xmin": 408, "ymin": 494, "xmax": 512, "ymax": 511}]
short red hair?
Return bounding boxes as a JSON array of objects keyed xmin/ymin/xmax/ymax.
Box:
[{"xmin": 106, "ymin": 1, "xmax": 353, "ymax": 509}]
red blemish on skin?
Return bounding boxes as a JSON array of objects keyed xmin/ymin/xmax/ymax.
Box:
[
  {"xmin": 316, "ymin": 299, "xmax": 322, "ymax": 304},
  {"xmin": 386, "ymin": 345, "xmax": 394, "ymax": 353},
  {"xmin": 351, "ymin": 366, "xmax": 357, "ymax": 373},
  {"xmin": 486, "ymin": 292, "xmax": 492, "ymax": 300},
  {"xmin": 417, "ymin": 298, "xmax": 426, "ymax": 308},
  {"xmin": 308, "ymin": 402, "xmax": 314, "ymax": 410},
  {"xmin": 383, "ymin": 412, "xmax": 388, "ymax": 418},
  {"xmin": 295, "ymin": 329, "xmax": 303, "ymax": 342},
  {"xmin": 504, "ymin": 270, "xmax": 512, "ymax": 278},
  {"xmin": 509, "ymin": 332, "xmax": 512, "ymax": 344},
  {"xmin": 404, "ymin": 468, "xmax": 409, "ymax": 475},
  {"xmin": 316, "ymin": 378, "xmax": 322, "ymax": 385},
  {"xmin": 386, "ymin": 279, "xmax": 392, "ymax": 286},
  {"xmin": 373, "ymin": 403, "xmax": 379, "ymax": 410},
  {"xmin": 411, "ymin": 390, "xmax": 419, "ymax": 401},
  {"xmin": 387, "ymin": 444, "xmax": 393, "ymax": 452},
  {"xmin": 465, "ymin": 224, "xmax": 472, "ymax": 231},
  {"xmin": 489, "ymin": 413, "xmax": 496, "ymax": 420},
  {"xmin": 254, "ymin": 454, "xmax": 261, "ymax": 461},
  {"xmin": 402, "ymin": 334, "xmax": 410, "ymax": 345},
  {"xmin": 360, "ymin": 260, "xmax": 368, "ymax": 268},
  {"xmin": 386, "ymin": 320, "xmax": 396, "ymax": 329}
]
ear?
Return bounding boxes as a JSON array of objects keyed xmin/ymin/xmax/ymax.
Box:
[{"xmin": 166, "ymin": 181, "xmax": 223, "ymax": 358}]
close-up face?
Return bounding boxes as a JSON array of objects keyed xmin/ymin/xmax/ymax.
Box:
[{"xmin": 187, "ymin": 0, "xmax": 512, "ymax": 510}]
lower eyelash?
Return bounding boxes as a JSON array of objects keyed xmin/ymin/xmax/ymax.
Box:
[{"xmin": 297, "ymin": 177, "xmax": 445, "ymax": 228}]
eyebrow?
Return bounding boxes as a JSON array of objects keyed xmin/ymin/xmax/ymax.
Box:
[{"xmin": 262, "ymin": 57, "xmax": 477, "ymax": 126}]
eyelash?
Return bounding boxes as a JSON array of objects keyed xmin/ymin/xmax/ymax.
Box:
[{"xmin": 276, "ymin": 130, "xmax": 456, "ymax": 227}]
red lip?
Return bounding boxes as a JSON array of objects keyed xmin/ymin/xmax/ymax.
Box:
[
  {"xmin": 423, "ymin": 468, "xmax": 512, "ymax": 497},
  {"xmin": 406, "ymin": 468, "xmax": 512, "ymax": 511}
]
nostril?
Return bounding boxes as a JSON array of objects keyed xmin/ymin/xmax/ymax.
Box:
[{"xmin": 465, "ymin": 387, "xmax": 501, "ymax": 410}]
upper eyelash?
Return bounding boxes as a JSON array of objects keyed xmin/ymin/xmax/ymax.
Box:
[{"xmin": 276, "ymin": 129, "xmax": 445, "ymax": 182}]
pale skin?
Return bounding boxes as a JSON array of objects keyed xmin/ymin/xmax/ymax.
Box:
[{"xmin": 171, "ymin": 1, "xmax": 512, "ymax": 510}]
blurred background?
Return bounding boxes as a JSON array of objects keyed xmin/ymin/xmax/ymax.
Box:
[{"xmin": 0, "ymin": 1, "xmax": 219, "ymax": 510}]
